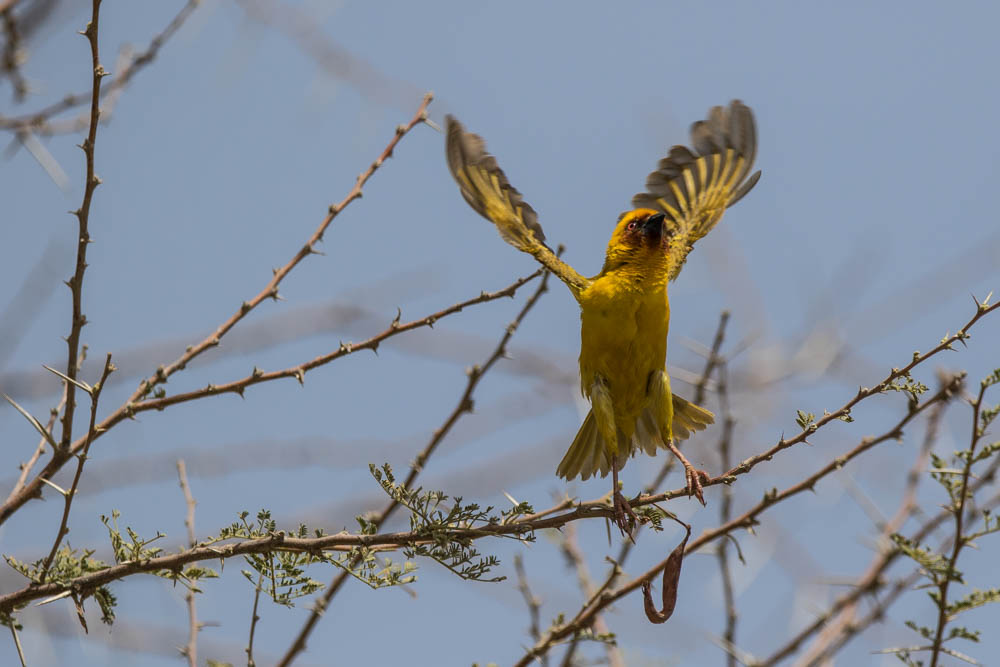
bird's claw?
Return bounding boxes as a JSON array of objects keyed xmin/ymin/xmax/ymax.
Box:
[
  {"xmin": 683, "ymin": 465, "xmax": 711, "ymax": 505},
  {"xmin": 613, "ymin": 489, "xmax": 639, "ymax": 540}
]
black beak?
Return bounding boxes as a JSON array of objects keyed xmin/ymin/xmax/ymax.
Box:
[{"xmin": 641, "ymin": 212, "xmax": 666, "ymax": 238}]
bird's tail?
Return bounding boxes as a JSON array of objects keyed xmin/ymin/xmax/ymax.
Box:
[{"xmin": 556, "ymin": 395, "xmax": 714, "ymax": 481}]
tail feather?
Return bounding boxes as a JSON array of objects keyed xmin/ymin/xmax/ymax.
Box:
[
  {"xmin": 670, "ymin": 394, "xmax": 714, "ymax": 440},
  {"xmin": 556, "ymin": 395, "xmax": 715, "ymax": 481}
]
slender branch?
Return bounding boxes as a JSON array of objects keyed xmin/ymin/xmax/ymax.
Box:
[
  {"xmin": 693, "ymin": 310, "xmax": 729, "ymax": 406},
  {"xmin": 513, "ymin": 554, "xmax": 545, "ymax": 666},
  {"xmin": 38, "ymin": 354, "xmax": 114, "ymax": 583},
  {"xmin": 57, "ymin": 0, "xmax": 105, "ymax": 456},
  {"xmin": 246, "ymin": 571, "xmax": 265, "ymax": 667},
  {"xmin": 1, "ymin": 5, "xmax": 28, "ymax": 101},
  {"xmin": 277, "ymin": 262, "xmax": 554, "ymax": 667},
  {"xmin": 176, "ymin": 459, "xmax": 199, "ymax": 667},
  {"xmin": 0, "ymin": 373, "xmax": 980, "ymax": 616},
  {"xmin": 785, "ymin": 385, "xmax": 949, "ymax": 666},
  {"xmin": 714, "ymin": 362, "xmax": 738, "ymax": 667},
  {"xmin": 556, "ymin": 522, "xmax": 623, "ymax": 667},
  {"xmin": 636, "ymin": 298, "xmax": 999, "ymax": 510},
  {"xmin": 0, "ymin": 94, "xmax": 434, "ymax": 526},
  {"xmin": 121, "ymin": 269, "xmax": 541, "ymax": 414},
  {"xmin": 0, "ymin": 307, "xmax": 995, "ymax": 628},
  {"xmin": 928, "ymin": 380, "xmax": 987, "ymax": 667},
  {"xmin": 794, "ymin": 504, "xmax": 1000, "ymax": 667},
  {"xmin": 0, "ymin": 0, "xmax": 202, "ymax": 133},
  {"xmin": 511, "ymin": 376, "xmax": 965, "ymax": 666}
]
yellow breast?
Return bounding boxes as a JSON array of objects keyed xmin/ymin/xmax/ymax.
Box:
[{"xmin": 577, "ymin": 275, "xmax": 669, "ymax": 439}]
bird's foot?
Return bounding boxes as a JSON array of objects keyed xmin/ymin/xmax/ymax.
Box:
[
  {"xmin": 682, "ymin": 464, "xmax": 712, "ymax": 505},
  {"xmin": 612, "ymin": 489, "xmax": 639, "ymax": 540}
]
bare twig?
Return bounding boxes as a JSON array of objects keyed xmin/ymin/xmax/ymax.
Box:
[
  {"xmin": 511, "ymin": 375, "xmax": 965, "ymax": 666},
  {"xmin": 794, "ymin": 500, "xmax": 1000, "ymax": 667},
  {"xmin": 0, "ymin": 308, "xmax": 996, "ymax": 641},
  {"xmin": 557, "ymin": 522, "xmax": 623, "ymax": 667},
  {"xmin": 0, "ymin": 0, "xmax": 202, "ymax": 133},
  {"xmin": 714, "ymin": 361, "xmax": 738, "ymax": 667},
  {"xmin": 0, "ymin": 376, "xmax": 984, "ymax": 617},
  {"xmin": 56, "ymin": 0, "xmax": 105, "ymax": 457},
  {"xmin": 119, "ymin": 269, "xmax": 541, "ymax": 414},
  {"xmin": 1, "ymin": 6, "xmax": 28, "ymax": 101},
  {"xmin": 0, "ymin": 94, "xmax": 435, "ymax": 526},
  {"xmin": 38, "ymin": 353, "xmax": 114, "ymax": 583},
  {"xmin": 176, "ymin": 460, "xmax": 199, "ymax": 667},
  {"xmin": 636, "ymin": 298, "xmax": 999, "ymax": 510},
  {"xmin": 513, "ymin": 554, "xmax": 545, "ymax": 666},
  {"xmin": 759, "ymin": 450, "xmax": 1000, "ymax": 667},
  {"xmin": 787, "ymin": 384, "xmax": 950, "ymax": 666},
  {"xmin": 246, "ymin": 571, "xmax": 265, "ymax": 667},
  {"xmin": 277, "ymin": 263, "xmax": 554, "ymax": 667}
]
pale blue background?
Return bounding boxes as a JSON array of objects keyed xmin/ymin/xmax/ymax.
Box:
[{"xmin": 2, "ymin": 1, "xmax": 999, "ymax": 665}]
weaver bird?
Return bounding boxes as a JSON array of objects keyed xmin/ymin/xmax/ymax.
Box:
[{"xmin": 445, "ymin": 101, "xmax": 760, "ymax": 535}]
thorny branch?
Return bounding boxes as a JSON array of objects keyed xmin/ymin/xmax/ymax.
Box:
[
  {"xmin": 0, "ymin": 363, "xmax": 982, "ymax": 617},
  {"xmin": 556, "ymin": 522, "xmax": 623, "ymax": 667},
  {"xmin": 176, "ymin": 460, "xmax": 199, "ymax": 667},
  {"xmin": 513, "ymin": 554, "xmax": 545, "ymax": 667},
  {"xmin": 0, "ymin": 94, "xmax": 435, "ymax": 527},
  {"xmin": 508, "ymin": 368, "xmax": 969, "ymax": 665},
  {"xmin": 1, "ymin": 4, "xmax": 27, "ymax": 101},
  {"xmin": 928, "ymin": 378, "xmax": 990, "ymax": 667},
  {"xmin": 636, "ymin": 298, "xmax": 1000, "ymax": 510},
  {"xmin": 57, "ymin": 0, "xmax": 105, "ymax": 457},
  {"xmin": 0, "ymin": 0, "xmax": 202, "ymax": 134},
  {"xmin": 276, "ymin": 260, "xmax": 555, "ymax": 667},
  {"xmin": 714, "ymin": 361, "xmax": 739, "ymax": 666},
  {"xmin": 38, "ymin": 353, "xmax": 114, "ymax": 584},
  {"xmin": 779, "ymin": 383, "xmax": 951, "ymax": 666}
]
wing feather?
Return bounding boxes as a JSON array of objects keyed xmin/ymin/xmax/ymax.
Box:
[
  {"xmin": 632, "ymin": 100, "xmax": 761, "ymax": 281},
  {"xmin": 445, "ymin": 116, "xmax": 589, "ymax": 296}
]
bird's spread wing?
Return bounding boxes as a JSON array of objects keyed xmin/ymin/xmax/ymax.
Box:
[
  {"xmin": 632, "ymin": 100, "xmax": 761, "ymax": 282},
  {"xmin": 445, "ymin": 115, "xmax": 589, "ymax": 296}
]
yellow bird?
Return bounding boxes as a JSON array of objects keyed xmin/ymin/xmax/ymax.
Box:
[{"xmin": 445, "ymin": 101, "xmax": 759, "ymax": 534}]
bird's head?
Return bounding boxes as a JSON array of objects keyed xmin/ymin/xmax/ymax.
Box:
[{"xmin": 600, "ymin": 208, "xmax": 671, "ymax": 278}]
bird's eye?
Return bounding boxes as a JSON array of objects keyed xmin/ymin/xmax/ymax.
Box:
[{"xmin": 626, "ymin": 221, "xmax": 637, "ymax": 231}]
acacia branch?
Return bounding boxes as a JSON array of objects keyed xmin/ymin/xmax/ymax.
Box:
[
  {"xmin": 176, "ymin": 460, "xmax": 199, "ymax": 667},
  {"xmin": 277, "ymin": 261, "xmax": 555, "ymax": 667},
  {"xmin": 117, "ymin": 269, "xmax": 542, "ymax": 414},
  {"xmin": 57, "ymin": 0, "xmax": 105, "ymax": 456},
  {"xmin": 514, "ymin": 554, "xmax": 545, "ymax": 666},
  {"xmin": 1, "ymin": 5, "xmax": 28, "ymax": 101},
  {"xmin": 510, "ymin": 374, "xmax": 966, "ymax": 665},
  {"xmin": 0, "ymin": 299, "xmax": 995, "ymax": 645},
  {"xmin": 928, "ymin": 379, "xmax": 988, "ymax": 667},
  {"xmin": 0, "ymin": 367, "xmax": 977, "ymax": 616},
  {"xmin": 556, "ymin": 522, "xmax": 623, "ymax": 667},
  {"xmin": 0, "ymin": 0, "xmax": 201, "ymax": 133},
  {"xmin": 38, "ymin": 354, "xmax": 114, "ymax": 583},
  {"xmin": 635, "ymin": 298, "xmax": 1000, "ymax": 510},
  {"xmin": 778, "ymin": 386, "xmax": 950, "ymax": 666},
  {"xmin": 714, "ymin": 362, "xmax": 739, "ymax": 667},
  {"xmin": 0, "ymin": 94, "xmax": 434, "ymax": 527}
]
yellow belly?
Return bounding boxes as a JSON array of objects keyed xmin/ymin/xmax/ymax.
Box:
[{"xmin": 578, "ymin": 276, "xmax": 669, "ymax": 440}]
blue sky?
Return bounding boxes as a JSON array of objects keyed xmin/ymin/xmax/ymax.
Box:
[{"xmin": 2, "ymin": 1, "xmax": 1000, "ymax": 665}]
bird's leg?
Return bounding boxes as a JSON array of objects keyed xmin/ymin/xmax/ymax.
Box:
[
  {"xmin": 612, "ymin": 460, "xmax": 638, "ymax": 539},
  {"xmin": 666, "ymin": 439, "xmax": 711, "ymax": 505}
]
